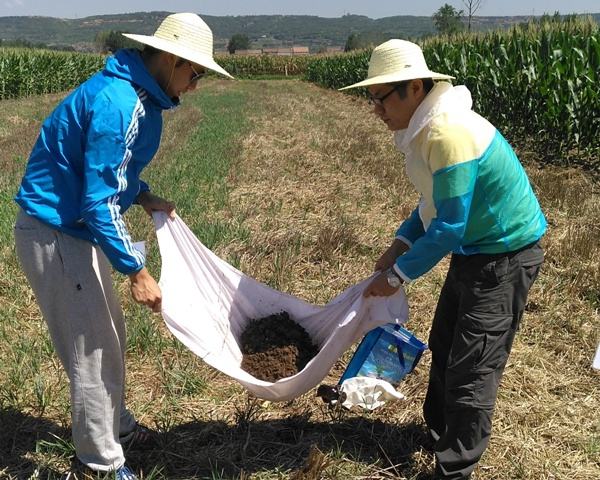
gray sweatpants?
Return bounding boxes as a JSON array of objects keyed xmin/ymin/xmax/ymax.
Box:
[{"xmin": 14, "ymin": 210, "xmax": 137, "ymax": 472}]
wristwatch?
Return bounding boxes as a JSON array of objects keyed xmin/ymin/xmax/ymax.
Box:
[{"xmin": 386, "ymin": 268, "xmax": 402, "ymax": 288}]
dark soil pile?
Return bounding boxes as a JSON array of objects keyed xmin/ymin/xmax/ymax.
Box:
[{"xmin": 240, "ymin": 311, "xmax": 319, "ymax": 382}]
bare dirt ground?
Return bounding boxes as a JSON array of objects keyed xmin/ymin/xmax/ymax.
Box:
[{"xmin": 240, "ymin": 311, "xmax": 319, "ymax": 382}]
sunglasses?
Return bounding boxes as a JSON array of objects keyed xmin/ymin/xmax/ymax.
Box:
[
  {"xmin": 188, "ymin": 62, "xmax": 206, "ymax": 84},
  {"xmin": 367, "ymin": 85, "xmax": 402, "ymax": 107}
]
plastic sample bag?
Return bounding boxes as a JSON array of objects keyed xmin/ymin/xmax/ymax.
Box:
[
  {"xmin": 339, "ymin": 324, "xmax": 427, "ymax": 386},
  {"xmin": 153, "ymin": 212, "xmax": 409, "ymax": 401}
]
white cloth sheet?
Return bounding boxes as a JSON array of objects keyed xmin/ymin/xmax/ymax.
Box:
[
  {"xmin": 153, "ymin": 212, "xmax": 409, "ymax": 401},
  {"xmin": 593, "ymin": 342, "xmax": 600, "ymax": 370}
]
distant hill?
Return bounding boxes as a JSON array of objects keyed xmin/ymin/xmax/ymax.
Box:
[{"xmin": 0, "ymin": 11, "xmax": 599, "ymax": 52}]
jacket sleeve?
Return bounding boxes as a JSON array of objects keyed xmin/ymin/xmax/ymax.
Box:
[
  {"xmin": 395, "ymin": 207, "xmax": 425, "ymax": 247},
  {"xmin": 134, "ymin": 180, "xmax": 151, "ymax": 204},
  {"xmin": 80, "ymin": 93, "xmax": 145, "ymax": 275},
  {"xmin": 139, "ymin": 180, "xmax": 150, "ymax": 194},
  {"xmin": 393, "ymin": 130, "xmax": 480, "ymax": 282}
]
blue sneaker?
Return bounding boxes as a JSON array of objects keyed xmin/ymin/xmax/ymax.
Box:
[
  {"xmin": 68, "ymin": 459, "xmax": 139, "ymax": 480},
  {"xmin": 115, "ymin": 465, "xmax": 138, "ymax": 480}
]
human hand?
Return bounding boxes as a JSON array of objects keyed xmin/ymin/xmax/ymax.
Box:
[
  {"xmin": 129, "ymin": 267, "xmax": 162, "ymax": 312},
  {"xmin": 137, "ymin": 191, "xmax": 176, "ymax": 219}
]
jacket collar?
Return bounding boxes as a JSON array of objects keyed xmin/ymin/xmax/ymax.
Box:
[
  {"xmin": 105, "ymin": 49, "xmax": 179, "ymax": 110},
  {"xmin": 394, "ymin": 82, "xmax": 472, "ymax": 154}
]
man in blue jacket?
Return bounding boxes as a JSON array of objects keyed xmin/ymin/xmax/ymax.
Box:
[{"xmin": 14, "ymin": 13, "xmax": 232, "ymax": 479}]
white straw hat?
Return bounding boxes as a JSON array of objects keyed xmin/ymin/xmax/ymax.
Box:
[
  {"xmin": 123, "ymin": 13, "xmax": 233, "ymax": 79},
  {"xmin": 339, "ymin": 39, "xmax": 453, "ymax": 90}
]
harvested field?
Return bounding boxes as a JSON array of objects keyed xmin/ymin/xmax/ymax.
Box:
[{"xmin": 0, "ymin": 79, "xmax": 598, "ymax": 479}]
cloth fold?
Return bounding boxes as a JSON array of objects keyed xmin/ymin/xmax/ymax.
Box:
[{"xmin": 153, "ymin": 212, "xmax": 409, "ymax": 401}]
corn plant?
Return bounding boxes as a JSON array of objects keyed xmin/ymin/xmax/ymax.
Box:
[{"xmin": 305, "ymin": 50, "xmax": 370, "ymax": 90}]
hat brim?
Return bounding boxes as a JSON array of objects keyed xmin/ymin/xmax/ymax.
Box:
[
  {"xmin": 339, "ymin": 69, "xmax": 454, "ymax": 91},
  {"xmin": 122, "ymin": 33, "xmax": 234, "ymax": 79}
]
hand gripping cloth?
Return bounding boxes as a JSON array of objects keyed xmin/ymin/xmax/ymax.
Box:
[{"xmin": 153, "ymin": 212, "xmax": 409, "ymax": 401}]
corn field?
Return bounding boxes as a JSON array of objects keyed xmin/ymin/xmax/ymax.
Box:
[
  {"xmin": 214, "ymin": 54, "xmax": 315, "ymax": 78},
  {"xmin": 0, "ymin": 49, "xmax": 317, "ymax": 99},
  {"xmin": 0, "ymin": 48, "xmax": 104, "ymax": 99},
  {"xmin": 2, "ymin": 17, "xmax": 598, "ymax": 160},
  {"xmin": 306, "ymin": 17, "xmax": 600, "ymax": 160}
]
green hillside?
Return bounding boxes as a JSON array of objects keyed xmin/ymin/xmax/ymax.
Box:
[
  {"xmin": 0, "ymin": 11, "xmax": 599, "ymax": 51},
  {"xmin": 0, "ymin": 12, "xmax": 434, "ymax": 49}
]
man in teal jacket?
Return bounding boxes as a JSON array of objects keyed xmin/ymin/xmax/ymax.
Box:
[
  {"xmin": 14, "ymin": 13, "xmax": 232, "ymax": 479},
  {"xmin": 344, "ymin": 40, "xmax": 546, "ymax": 479}
]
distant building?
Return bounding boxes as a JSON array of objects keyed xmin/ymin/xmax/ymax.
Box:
[
  {"xmin": 325, "ymin": 46, "xmax": 344, "ymax": 54},
  {"xmin": 262, "ymin": 47, "xmax": 280, "ymax": 55},
  {"xmin": 234, "ymin": 49, "xmax": 263, "ymax": 56},
  {"xmin": 233, "ymin": 46, "xmax": 311, "ymax": 56},
  {"xmin": 291, "ymin": 46, "xmax": 309, "ymax": 55}
]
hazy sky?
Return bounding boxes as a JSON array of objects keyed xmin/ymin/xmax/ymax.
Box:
[{"xmin": 1, "ymin": 0, "xmax": 599, "ymax": 19}]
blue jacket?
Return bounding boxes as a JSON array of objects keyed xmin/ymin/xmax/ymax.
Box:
[{"xmin": 15, "ymin": 49, "xmax": 177, "ymax": 274}]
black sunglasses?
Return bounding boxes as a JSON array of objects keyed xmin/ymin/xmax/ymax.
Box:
[{"xmin": 368, "ymin": 85, "xmax": 401, "ymax": 106}]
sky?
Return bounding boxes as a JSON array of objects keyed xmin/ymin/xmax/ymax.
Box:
[{"xmin": 0, "ymin": 1, "xmax": 599, "ymax": 19}]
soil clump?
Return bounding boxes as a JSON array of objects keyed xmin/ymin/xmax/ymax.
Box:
[{"xmin": 240, "ymin": 311, "xmax": 319, "ymax": 382}]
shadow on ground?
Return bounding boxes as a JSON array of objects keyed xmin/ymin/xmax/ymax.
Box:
[
  {"xmin": 0, "ymin": 407, "xmax": 435, "ymax": 479},
  {"xmin": 0, "ymin": 407, "xmax": 68, "ymax": 479},
  {"xmin": 130, "ymin": 414, "xmax": 434, "ymax": 479}
]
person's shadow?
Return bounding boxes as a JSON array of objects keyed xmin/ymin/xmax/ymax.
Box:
[
  {"xmin": 127, "ymin": 412, "xmax": 435, "ymax": 479},
  {"xmin": 0, "ymin": 407, "xmax": 68, "ymax": 479},
  {"xmin": 0, "ymin": 406, "xmax": 436, "ymax": 479}
]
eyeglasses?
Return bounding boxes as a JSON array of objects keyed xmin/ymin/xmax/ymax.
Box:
[
  {"xmin": 368, "ymin": 85, "xmax": 401, "ymax": 107},
  {"xmin": 188, "ymin": 62, "xmax": 206, "ymax": 84}
]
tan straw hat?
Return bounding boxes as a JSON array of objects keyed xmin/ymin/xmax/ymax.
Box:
[
  {"xmin": 339, "ymin": 39, "xmax": 453, "ymax": 90},
  {"xmin": 123, "ymin": 13, "xmax": 233, "ymax": 79}
]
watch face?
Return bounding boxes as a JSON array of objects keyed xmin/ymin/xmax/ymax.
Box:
[{"xmin": 387, "ymin": 271, "xmax": 401, "ymax": 288}]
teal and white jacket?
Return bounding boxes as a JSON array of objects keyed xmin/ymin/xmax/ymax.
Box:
[{"xmin": 392, "ymin": 82, "xmax": 546, "ymax": 283}]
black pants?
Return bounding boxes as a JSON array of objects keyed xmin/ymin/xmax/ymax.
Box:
[{"xmin": 423, "ymin": 242, "xmax": 544, "ymax": 479}]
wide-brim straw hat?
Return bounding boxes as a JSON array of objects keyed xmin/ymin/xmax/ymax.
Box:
[
  {"xmin": 339, "ymin": 39, "xmax": 453, "ymax": 90},
  {"xmin": 123, "ymin": 13, "xmax": 233, "ymax": 79}
]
